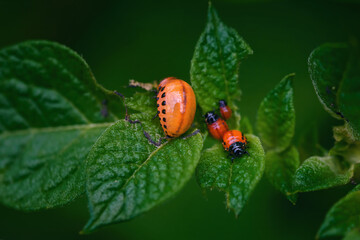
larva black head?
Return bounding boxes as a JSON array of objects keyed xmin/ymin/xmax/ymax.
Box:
[
  {"xmin": 219, "ymin": 100, "xmax": 227, "ymax": 108},
  {"xmin": 228, "ymin": 142, "xmax": 247, "ymax": 158},
  {"xmin": 204, "ymin": 111, "xmax": 219, "ymax": 124}
]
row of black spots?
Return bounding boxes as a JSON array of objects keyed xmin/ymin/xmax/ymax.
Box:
[
  {"xmin": 158, "ymin": 116, "xmax": 167, "ymax": 122},
  {"xmin": 158, "ymin": 86, "xmax": 165, "ymax": 92},
  {"xmin": 156, "ymin": 90, "xmax": 160, "ymax": 100},
  {"xmin": 155, "ymin": 86, "xmax": 165, "ymax": 103},
  {"xmin": 157, "ymin": 101, "xmax": 166, "ymax": 107},
  {"xmin": 158, "ymin": 85, "xmax": 165, "ymax": 91},
  {"xmin": 156, "ymin": 109, "xmax": 166, "ymax": 118},
  {"xmin": 159, "ymin": 86, "xmax": 172, "ymax": 137},
  {"xmin": 155, "ymin": 91, "xmax": 165, "ymax": 100}
]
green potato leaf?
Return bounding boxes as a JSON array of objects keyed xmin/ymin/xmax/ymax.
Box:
[
  {"xmin": 196, "ymin": 134, "xmax": 265, "ymax": 216},
  {"xmin": 309, "ymin": 42, "xmax": 360, "ymax": 140},
  {"xmin": 317, "ymin": 185, "xmax": 360, "ymax": 239},
  {"xmin": 190, "ymin": 3, "xmax": 253, "ymax": 126},
  {"xmin": 83, "ymin": 120, "xmax": 203, "ymax": 233},
  {"xmin": 0, "ymin": 41, "xmax": 121, "ymax": 210},
  {"xmin": 126, "ymin": 91, "xmax": 156, "ymax": 115},
  {"xmin": 256, "ymin": 73, "xmax": 295, "ymax": 152},
  {"xmin": 330, "ymin": 140, "xmax": 360, "ymax": 165},
  {"xmin": 338, "ymin": 43, "xmax": 360, "ymax": 140},
  {"xmin": 308, "ymin": 43, "xmax": 349, "ymax": 119},
  {"xmin": 240, "ymin": 116, "xmax": 253, "ymax": 134},
  {"xmin": 265, "ymin": 146, "xmax": 300, "ymax": 204},
  {"xmin": 293, "ymin": 155, "xmax": 354, "ymax": 193}
]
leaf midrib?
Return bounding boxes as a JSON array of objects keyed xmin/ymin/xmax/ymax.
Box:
[
  {"xmin": 120, "ymin": 140, "xmax": 170, "ymax": 194},
  {"xmin": 88, "ymin": 139, "xmax": 171, "ymax": 227}
]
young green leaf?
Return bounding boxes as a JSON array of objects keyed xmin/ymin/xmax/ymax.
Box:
[
  {"xmin": 317, "ymin": 186, "xmax": 360, "ymax": 239},
  {"xmin": 84, "ymin": 120, "xmax": 202, "ymax": 233},
  {"xmin": 240, "ymin": 116, "xmax": 253, "ymax": 134},
  {"xmin": 196, "ymin": 134, "xmax": 265, "ymax": 216},
  {"xmin": 293, "ymin": 156, "xmax": 354, "ymax": 193},
  {"xmin": 334, "ymin": 125, "xmax": 358, "ymax": 143},
  {"xmin": 343, "ymin": 228, "xmax": 360, "ymax": 240},
  {"xmin": 309, "ymin": 42, "xmax": 360, "ymax": 140},
  {"xmin": 265, "ymin": 146, "xmax": 300, "ymax": 204},
  {"xmin": 0, "ymin": 41, "xmax": 120, "ymax": 210},
  {"xmin": 190, "ymin": 3, "xmax": 252, "ymax": 123},
  {"xmin": 337, "ymin": 43, "xmax": 360, "ymax": 140},
  {"xmin": 308, "ymin": 43, "xmax": 349, "ymax": 120},
  {"xmin": 330, "ymin": 140, "xmax": 360, "ymax": 165},
  {"xmin": 256, "ymin": 73, "xmax": 295, "ymax": 152}
]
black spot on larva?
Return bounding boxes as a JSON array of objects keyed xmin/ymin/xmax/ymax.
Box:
[
  {"xmin": 162, "ymin": 101, "xmax": 166, "ymax": 106},
  {"xmin": 160, "ymin": 123, "xmax": 162, "ymax": 127},
  {"xmin": 164, "ymin": 125, "xmax": 167, "ymax": 129},
  {"xmin": 156, "ymin": 97, "xmax": 159, "ymax": 100},
  {"xmin": 157, "ymin": 104, "xmax": 159, "ymax": 107},
  {"xmin": 161, "ymin": 86, "xmax": 165, "ymax": 91},
  {"xmin": 157, "ymin": 110, "xmax": 160, "ymax": 114},
  {"xmin": 162, "ymin": 109, "xmax": 166, "ymax": 114},
  {"xmin": 163, "ymin": 118, "xmax": 166, "ymax": 122},
  {"xmin": 161, "ymin": 92, "xmax": 166, "ymax": 98},
  {"xmin": 158, "ymin": 86, "xmax": 161, "ymax": 90}
]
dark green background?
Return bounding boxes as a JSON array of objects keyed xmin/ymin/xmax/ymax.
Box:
[{"xmin": 0, "ymin": 0, "xmax": 359, "ymax": 239}]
